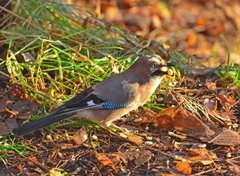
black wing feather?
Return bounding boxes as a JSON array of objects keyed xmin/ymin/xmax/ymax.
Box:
[
  {"xmin": 54, "ymin": 87, "xmax": 97, "ymax": 111},
  {"xmin": 12, "ymin": 87, "xmax": 105, "ymax": 136}
]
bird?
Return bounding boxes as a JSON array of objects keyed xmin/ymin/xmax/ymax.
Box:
[{"xmin": 12, "ymin": 55, "xmax": 173, "ymax": 136}]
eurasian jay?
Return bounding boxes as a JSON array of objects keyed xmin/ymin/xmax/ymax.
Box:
[{"xmin": 12, "ymin": 55, "xmax": 173, "ymax": 136}]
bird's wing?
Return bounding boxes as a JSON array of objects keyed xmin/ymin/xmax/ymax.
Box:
[
  {"xmin": 93, "ymin": 73, "xmax": 141, "ymax": 104},
  {"xmin": 54, "ymin": 87, "xmax": 105, "ymax": 112},
  {"xmin": 54, "ymin": 85, "xmax": 130, "ymax": 113},
  {"xmin": 12, "ymin": 86, "xmax": 128, "ymax": 136}
]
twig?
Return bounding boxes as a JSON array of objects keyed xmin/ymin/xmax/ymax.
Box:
[
  {"xmin": 0, "ymin": 70, "xmax": 9, "ymax": 80},
  {"xmin": 192, "ymin": 168, "xmax": 217, "ymax": 176},
  {"xmin": 136, "ymin": 39, "xmax": 152, "ymax": 54}
]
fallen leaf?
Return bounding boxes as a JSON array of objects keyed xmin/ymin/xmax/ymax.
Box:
[
  {"xmin": 175, "ymin": 161, "xmax": 192, "ymax": 175},
  {"xmin": 205, "ymin": 81, "xmax": 217, "ymax": 91},
  {"xmin": 96, "ymin": 153, "xmax": 113, "ymax": 166},
  {"xmin": 217, "ymin": 94, "xmax": 235, "ymax": 111},
  {"xmin": 154, "ymin": 107, "xmax": 215, "ymax": 138},
  {"xmin": 73, "ymin": 127, "xmax": 88, "ymax": 145},
  {"xmin": 186, "ymin": 148, "xmax": 217, "ymax": 165},
  {"xmin": 96, "ymin": 153, "xmax": 121, "ymax": 170},
  {"xmin": 209, "ymin": 128, "xmax": 240, "ymax": 146},
  {"xmin": 187, "ymin": 32, "xmax": 197, "ymax": 47},
  {"xmin": 134, "ymin": 150, "xmax": 152, "ymax": 167},
  {"xmin": 134, "ymin": 108, "xmax": 157, "ymax": 124},
  {"xmin": 207, "ymin": 20, "xmax": 225, "ymax": 36},
  {"xmin": 104, "ymin": 6, "xmax": 122, "ymax": 22},
  {"xmin": 27, "ymin": 156, "xmax": 38, "ymax": 166},
  {"xmin": 119, "ymin": 150, "xmax": 138, "ymax": 163},
  {"xmin": 119, "ymin": 149, "xmax": 152, "ymax": 167},
  {"xmin": 195, "ymin": 16, "xmax": 207, "ymax": 27},
  {"xmin": 228, "ymin": 165, "xmax": 240, "ymax": 175},
  {"xmin": 127, "ymin": 133, "xmax": 143, "ymax": 145}
]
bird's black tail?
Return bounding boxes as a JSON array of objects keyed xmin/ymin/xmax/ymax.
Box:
[{"xmin": 12, "ymin": 111, "xmax": 77, "ymax": 136}]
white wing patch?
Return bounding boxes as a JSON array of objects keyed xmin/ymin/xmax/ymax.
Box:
[{"xmin": 87, "ymin": 100, "xmax": 96, "ymax": 106}]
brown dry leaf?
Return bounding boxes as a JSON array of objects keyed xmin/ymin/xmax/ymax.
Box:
[
  {"xmin": 187, "ymin": 32, "xmax": 197, "ymax": 47},
  {"xmin": 95, "ymin": 153, "xmax": 121, "ymax": 170},
  {"xmin": 209, "ymin": 128, "xmax": 240, "ymax": 146},
  {"xmin": 73, "ymin": 127, "xmax": 88, "ymax": 145},
  {"xmin": 16, "ymin": 162, "xmax": 25, "ymax": 173},
  {"xmin": 127, "ymin": 133, "xmax": 144, "ymax": 145},
  {"xmin": 207, "ymin": 20, "xmax": 225, "ymax": 36},
  {"xmin": 154, "ymin": 107, "xmax": 215, "ymax": 138},
  {"xmin": 217, "ymin": 94, "xmax": 235, "ymax": 110},
  {"xmin": 195, "ymin": 16, "xmax": 207, "ymax": 27},
  {"xmin": 227, "ymin": 95, "xmax": 235, "ymax": 105},
  {"xmin": 175, "ymin": 161, "xmax": 192, "ymax": 175},
  {"xmin": 96, "ymin": 153, "xmax": 113, "ymax": 166},
  {"xmin": 134, "ymin": 150, "xmax": 152, "ymax": 167},
  {"xmin": 186, "ymin": 148, "xmax": 217, "ymax": 165},
  {"xmin": 119, "ymin": 151, "xmax": 135, "ymax": 163},
  {"xmin": 205, "ymin": 81, "xmax": 217, "ymax": 91},
  {"xmin": 104, "ymin": 6, "xmax": 122, "ymax": 22},
  {"xmin": 134, "ymin": 108, "xmax": 157, "ymax": 124},
  {"xmin": 119, "ymin": 150, "xmax": 152, "ymax": 167},
  {"xmin": 228, "ymin": 165, "xmax": 240, "ymax": 175},
  {"xmin": 27, "ymin": 156, "xmax": 38, "ymax": 166}
]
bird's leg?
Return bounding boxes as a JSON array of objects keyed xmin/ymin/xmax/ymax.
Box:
[
  {"xmin": 103, "ymin": 121, "xmax": 130, "ymax": 133},
  {"xmin": 110, "ymin": 123, "xmax": 130, "ymax": 133}
]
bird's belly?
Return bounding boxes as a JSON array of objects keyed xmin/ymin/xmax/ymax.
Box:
[{"xmin": 75, "ymin": 105, "xmax": 139, "ymax": 126}]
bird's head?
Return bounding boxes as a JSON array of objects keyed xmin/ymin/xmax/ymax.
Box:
[{"xmin": 130, "ymin": 55, "xmax": 174, "ymax": 78}]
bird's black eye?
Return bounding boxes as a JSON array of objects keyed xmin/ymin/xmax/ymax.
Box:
[{"xmin": 152, "ymin": 62, "xmax": 158, "ymax": 67}]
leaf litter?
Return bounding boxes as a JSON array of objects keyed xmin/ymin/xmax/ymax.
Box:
[{"xmin": 1, "ymin": 0, "xmax": 240, "ymax": 175}]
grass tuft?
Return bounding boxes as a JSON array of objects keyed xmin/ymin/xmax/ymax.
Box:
[
  {"xmin": 0, "ymin": 136, "xmax": 32, "ymax": 164},
  {"xmin": 217, "ymin": 63, "xmax": 240, "ymax": 86}
]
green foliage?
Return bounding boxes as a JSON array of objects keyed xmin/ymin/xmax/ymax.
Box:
[
  {"xmin": 217, "ymin": 64, "xmax": 240, "ymax": 86},
  {"xmin": 0, "ymin": 137, "xmax": 32, "ymax": 164},
  {"xmin": 4, "ymin": 38, "xmax": 132, "ymax": 108}
]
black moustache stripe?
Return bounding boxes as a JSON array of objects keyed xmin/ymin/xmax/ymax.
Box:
[{"xmin": 151, "ymin": 69, "xmax": 167, "ymax": 76}]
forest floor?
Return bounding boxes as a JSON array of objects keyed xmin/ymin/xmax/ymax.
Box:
[{"xmin": 0, "ymin": 0, "xmax": 239, "ymax": 175}]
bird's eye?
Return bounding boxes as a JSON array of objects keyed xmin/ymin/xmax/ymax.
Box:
[{"xmin": 153, "ymin": 62, "xmax": 158, "ymax": 67}]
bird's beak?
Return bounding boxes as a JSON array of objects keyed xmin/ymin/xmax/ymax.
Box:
[
  {"xmin": 166, "ymin": 62, "xmax": 175, "ymax": 67},
  {"xmin": 159, "ymin": 62, "xmax": 174, "ymax": 76}
]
